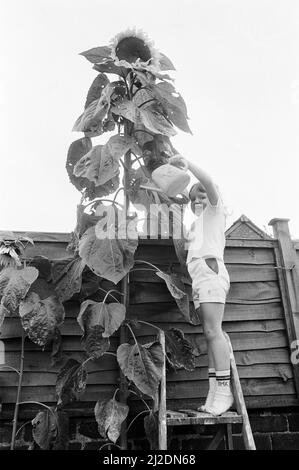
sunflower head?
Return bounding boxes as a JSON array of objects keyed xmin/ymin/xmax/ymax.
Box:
[{"xmin": 110, "ymin": 28, "xmax": 160, "ymax": 70}]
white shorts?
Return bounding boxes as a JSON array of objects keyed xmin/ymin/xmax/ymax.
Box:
[{"xmin": 187, "ymin": 257, "xmax": 230, "ymax": 308}]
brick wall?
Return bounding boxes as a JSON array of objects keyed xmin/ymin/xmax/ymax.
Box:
[{"xmin": 1, "ymin": 408, "xmax": 299, "ymax": 450}]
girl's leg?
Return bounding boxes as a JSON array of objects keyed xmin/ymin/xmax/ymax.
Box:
[{"xmin": 200, "ymin": 302, "xmax": 233, "ymax": 415}]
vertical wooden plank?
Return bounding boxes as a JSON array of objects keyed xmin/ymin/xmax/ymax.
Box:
[
  {"xmin": 269, "ymin": 218, "xmax": 299, "ymax": 396},
  {"xmin": 224, "ymin": 333, "xmax": 256, "ymax": 450},
  {"xmin": 158, "ymin": 330, "xmax": 167, "ymax": 450},
  {"xmin": 225, "ymin": 423, "xmax": 234, "ymax": 450}
]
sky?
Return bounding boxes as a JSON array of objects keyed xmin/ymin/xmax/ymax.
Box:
[{"xmin": 0, "ymin": 0, "xmax": 299, "ymax": 238}]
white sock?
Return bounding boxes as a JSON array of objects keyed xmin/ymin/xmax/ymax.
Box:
[
  {"xmin": 198, "ymin": 368, "xmax": 216, "ymax": 412},
  {"xmin": 206, "ymin": 369, "xmax": 234, "ymax": 416}
]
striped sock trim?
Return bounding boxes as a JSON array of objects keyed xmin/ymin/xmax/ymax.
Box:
[
  {"xmin": 208, "ymin": 368, "xmax": 216, "ymax": 378},
  {"xmin": 216, "ymin": 369, "xmax": 230, "ymax": 381}
]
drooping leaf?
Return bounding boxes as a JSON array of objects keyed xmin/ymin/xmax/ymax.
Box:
[
  {"xmin": 32, "ymin": 410, "xmax": 57, "ymax": 450},
  {"xmin": 66, "ymin": 137, "xmax": 93, "ymax": 192},
  {"xmin": 77, "ymin": 299, "xmax": 125, "ymax": 337},
  {"xmin": 31, "ymin": 409, "xmax": 69, "ymax": 450},
  {"xmin": 80, "ymin": 46, "xmax": 112, "ymax": 64},
  {"xmin": 0, "ymin": 266, "xmax": 39, "ymax": 313},
  {"xmin": 29, "ymin": 256, "xmax": 57, "ymax": 300},
  {"xmin": 155, "ymin": 271, "xmax": 185, "ymax": 299},
  {"xmin": 102, "ymin": 134, "xmax": 140, "ymax": 162},
  {"xmin": 85, "ymin": 73, "xmax": 110, "ymax": 109},
  {"xmin": 139, "ymin": 105, "xmax": 177, "ymax": 137},
  {"xmin": 19, "ymin": 292, "xmax": 65, "ymax": 347},
  {"xmin": 158, "ymin": 53, "xmax": 176, "ymax": 71},
  {"xmin": 83, "ymin": 324, "xmax": 110, "ymax": 359},
  {"xmin": 144, "ymin": 411, "xmax": 159, "ymax": 450},
  {"xmin": 117, "ymin": 341, "xmax": 164, "ymax": 400},
  {"xmin": 149, "ymin": 82, "xmax": 192, "ymax": 134},
  {"xmin": 95, "ymin": 397, "xmax": 129, "ymax": 443},
  {"xmin": 79, "ymin": 219, "xmax": 138, "ymax": 284},
  {"xmin": 56, "ymin": 358, "xmax": 87, "ymax": 406},
  {"xmin": 73, "ymin": 83, "xmax": 114, "ymax": 136},
  {"xmin": 51, "ymin": 257, "xmax": 85, "ymax": 303},
  {"xmin": 165, "ymin": 328, "xmax": 195, "ymax": 371},
  {"xmin": 73, "ymin": 144, "xmax": 120, "ymax": 187}
]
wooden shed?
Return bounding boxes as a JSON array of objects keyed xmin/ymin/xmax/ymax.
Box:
[{"xmin": 1, "ymin": 214, "xmax": 299, "ymax": 420}]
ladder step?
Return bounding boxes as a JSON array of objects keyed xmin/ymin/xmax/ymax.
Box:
[{"xmin": 166, "ymin": 409, "xmax": 243, "ymax": 426}]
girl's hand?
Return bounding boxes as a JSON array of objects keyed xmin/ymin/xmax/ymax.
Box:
[{"xmin": 168, "ymin": 154, "xmax": 189, "ymax": 171}]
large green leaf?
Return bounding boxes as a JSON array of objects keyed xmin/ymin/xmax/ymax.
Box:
[
  {"xmin": 77, "ymin": 299, "xmax": 125, "ymax": 337},
  {"xmin": 111, "ymin": 99, "xmax": 138, "ymax": 123},
  {"xmin": 139, "ymin": 105, "xmax": 177, "ymax": 137},
  {"xmin": 0, "ymin": 266, "xmax": 38, "ymax": 312},
  {"xmin": 79, "ymin": 46, "xmax": 112, "ymax": 64},
  {"xmin": 56, "ymin": 358, "xmax": 87, "ymax": 406},
  {"xmin": 79, "ymin": 218, "xmax": 138, "ymax": 284},
  {"xmin": 117, "ymin": 341, "xmax": 164, "ymax": 400},
  {"xmin": 165, "ymin": 328, "xmax": 195, "ymax": 371},
  {"xmin": 149, "ymin": 82, "xmax": 192, "ymax": 134},
  {"xmin": 66, "ymin": 137, "xmax": 93, "ymax": 192},
  {"xmin": 85, "ymin": 73, "xmax": 110, "ymax": 109},
  {"xmin": 19, "ymin": 292, "xmax": 65, "ymax": 347},
  {"xmin": 102, "ymin": 134, "xmax": 140, "ymax": 162},
  {"xmin": 95, "ymin": 397, "xmax": 129, "ymax": 443},
  {"xmin": 52, "ymin": 257, "xmax": 85, "ymax": 303},
  {"xmin": 74, "ymin": 144, "xmax": 120, "ymax": 187}
]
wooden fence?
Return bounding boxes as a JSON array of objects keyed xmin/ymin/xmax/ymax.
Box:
[{"xmin": 1, "ymin": 215, "xmax": 299, "ymax": 417}]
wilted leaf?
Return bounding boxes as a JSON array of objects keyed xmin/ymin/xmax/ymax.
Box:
[
  {"xmin": 56, "ymin": 358, "xmax": 87, "ymax": 406},
  {"xmin": 66, "ymin": 137, "xmax": 93, "ymax": 192},
  {"xmin": 83, "ymin": 324, "xmax": 110, "ymax": 359},
  {"xmin": 165, "ymin": 328, "xmax": 195, "ymax": 371},
  {"xmin": 52, "ymin": 257, "xmax": 85, "ymax": 303},
  {"xmin": 158, "ymin": 53, "xmax": 176, "ymax": 71},
  {"xmin": 144, "ymin": 411, "xmax": 159, "ymax": 450},
  {"xmin": 19, "ymin": 292, "xmax": 65, "ymax": 347},
  {"xmin": 80, "ymin": 46, "xmax": 112, "ymax": 64},
  {"xmin": 103, "ymin": 134, "xmax": 139, "ymax": 162},
  {"xmin": 32, "ymin": 409, "xmax": 69, "ymax": 450},
  {"xmin": 32, "ymin": 409, "xmax": 57, "ymax": 450},
  {"xmin": 155, "ymin": 271, "xmax": 185, "ymax": 299},
  {"xmin": 85, "ymin": 73, "xmax": 110, "ymax": 109},
  {"xmin": 95, "ymin": 397, "xmax": 129, "ymax": 443},
  {"xmin": 77, "ymin": 299, "xmax": 125, "ymax": 337},
  {"xmin": 79, "ymin": 220, "xmax": 138, "ymax": 284},
  {"xmin": 0, "ymin": 267, "xmax": 39, "ymax": 313},
  {"xmin": 117, "ymin": 341, "xmax": 164, "ymax": 400}
]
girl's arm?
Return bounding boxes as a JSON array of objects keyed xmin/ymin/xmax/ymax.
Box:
[{"xmin": 168, "ymin": 155, "xmax": 219, "ymax": 205}]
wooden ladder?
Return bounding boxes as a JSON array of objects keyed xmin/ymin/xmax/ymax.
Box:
[{"xmin": 158, "ymin": 331, "xmax": 256, "ymax": 450}]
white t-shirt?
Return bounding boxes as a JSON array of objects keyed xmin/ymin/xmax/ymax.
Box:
[{"xmin": 186, "ymin": 198, "xmax": 227, "ymax": 263}]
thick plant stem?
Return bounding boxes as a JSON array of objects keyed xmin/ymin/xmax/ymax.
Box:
[{"xmin": 10, "ymin": 330, "xmax": 25, "ymax": 450}]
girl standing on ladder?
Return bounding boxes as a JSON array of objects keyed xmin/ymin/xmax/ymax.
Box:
[{"xmin": 169, "ymin": 154, "xmax": 233, "ymax": 416}]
